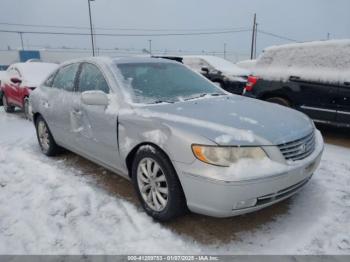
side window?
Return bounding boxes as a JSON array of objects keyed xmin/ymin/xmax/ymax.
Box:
[
  {"xmin": 52, "ymin": 63, "xmax": 79, "ymax": 91},
  {"xmin": 43, "ymin": 70, "xmax": 58, "ymax": 87},
  {"xmin": 77, "ymin": 63, "xmax": 110, "ymax": 93}
]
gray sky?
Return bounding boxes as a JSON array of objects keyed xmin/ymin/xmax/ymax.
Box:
[{"xmin": 0, "ymin": 0, "xmax": 349, "ymax": 61}]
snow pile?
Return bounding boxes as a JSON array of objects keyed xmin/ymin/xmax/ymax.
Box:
[
  {"xmin": 254, "ymin": 39, "xmax": 350, "ymax": 84},
  {"xmin": 0, "ymin": 109, "xmax": 200, "ymax": 254}
]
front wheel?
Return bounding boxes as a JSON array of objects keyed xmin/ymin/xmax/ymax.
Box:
[
  {"xmin": 35, "ymin": 116, "xmax": 61, "ymax": 156},
  {"xmin": 132, "ymin": 145, "xmax": 187, "ymax": 221},
  {"xmin": 2, "ymin": 94, "xmax": 15, "ymax": 113}
]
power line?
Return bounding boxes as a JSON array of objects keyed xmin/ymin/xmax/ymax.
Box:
[
  {"xmin": 1, "ymin": 45, "xmax": 250, "ymax": 56},
  {"xmin": 0, "ymin": 28, "xmax": 251, "ymax": 37},
  {"xmin": 0, "ymin": 22, "xmax": 301, "ymax": 42},
  {"xmin": 0, "ymin": 21, "xmax": 249, "ymax": 32},
  {"xmin": 258, "ymin": 29, "xmax": 300, "ymax": 42}
]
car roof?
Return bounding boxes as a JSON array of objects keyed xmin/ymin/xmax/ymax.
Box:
[
  {"xmin": 111, "ymin": 56, "xmax": 179, "ymax": 65},
  {"xmin": 59, "ymin": 56, "xmax": 179, "ymax": 68}
]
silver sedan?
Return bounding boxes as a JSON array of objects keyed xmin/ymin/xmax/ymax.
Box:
[{"xmin": 30, "ymin": 57, "xmax": 324, "ymax": 221}]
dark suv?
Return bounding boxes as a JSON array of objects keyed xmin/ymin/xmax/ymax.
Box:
[{"xmin": 243, "ymin": 40, "xmax": 350, "ymax": 127}]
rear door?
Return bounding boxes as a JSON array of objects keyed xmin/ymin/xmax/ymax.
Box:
[
  {"xmin": 336, "ymin": 82, "xmax": 350, "ymax": 126},
  {"xmin": 44, "ymin": 63, "xmax": 81, "ymax": 147},
  {"xmin": 291, "ymin": 78, "xmax": 338, "ymax": 123},
  {"xmin": 73, "ymin": 62, "xmax": 121, "ymax": 169}
]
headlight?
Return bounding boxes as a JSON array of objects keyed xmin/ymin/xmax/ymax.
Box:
[{"xmin": 192, "ymin": 145, "xmax": 267, "ymax": 167}]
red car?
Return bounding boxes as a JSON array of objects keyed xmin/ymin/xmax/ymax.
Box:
[{"xmin": 1, "ymin": 62, "xmax": 58, "ymax": 118}]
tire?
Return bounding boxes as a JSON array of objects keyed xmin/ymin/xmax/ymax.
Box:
[
  {"xmin": 23, "ymin": 97, "xmax": 31, "ymax": 120},
  {"xmin": 266, "ymin": 97, "xmax": 291, "ymax": 107},
  {"xmin": 131, "ymin": 145, "xmax": 187, "ymax": 221},
  {"xmin": 35, "ymin": 115, "xmax": 61, "ymax": 156},
  {"xmin": 2, "ymin": 94, "xmax": 15, "ymax": 113}
]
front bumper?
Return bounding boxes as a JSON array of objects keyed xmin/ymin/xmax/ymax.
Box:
[{"xmin": 174, "ymin": 131, "xmax": 324, "ymax": 217}]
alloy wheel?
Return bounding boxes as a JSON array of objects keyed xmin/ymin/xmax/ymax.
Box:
[
  {"xmin": 37, "ymin": 120, "xmax": 50, "ymax": 152},
  {"xmin": 137, "ymin": 158, "xmax": 169, "ymax": 212}
]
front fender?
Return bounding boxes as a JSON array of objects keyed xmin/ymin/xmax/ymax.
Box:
[{"xmin": 118, "ymin": 115, "xmax": 215, "ymax": 168}]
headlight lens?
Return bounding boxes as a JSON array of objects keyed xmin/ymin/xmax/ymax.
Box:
[{"xmin": 192, "ymin": 145, "xmax": 267, "ymax": 167}]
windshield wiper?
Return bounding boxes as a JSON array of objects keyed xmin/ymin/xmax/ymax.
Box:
[
  {"xmin": 184, "ymin": 93, "xmax": 226, "ymax": 101},
  {"xmin": 151, "ymin": 100, "xmax": 175, "ymax": 104}
]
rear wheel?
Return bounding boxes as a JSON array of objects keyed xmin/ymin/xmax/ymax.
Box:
[
  {"xmin": 132, "ymin": 145, "xmax": 187, "ymax": 221},
  {"xmin": 266, "ymin": 97, "xmax": 291, "ymax": 107},
  {"xmin": 35, "ymin": 115, "xmax": 61, "ymax": 156},
  {"xmin": 2, "ymin": 94, "xmax": 15, "ymax": 113}
]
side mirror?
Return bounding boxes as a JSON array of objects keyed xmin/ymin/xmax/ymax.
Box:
[
  {"xmin": 11, "ymin": 77, "xmax": 22, "ymax": 85},
  {"xmin": 201, "ymin": 67, "xmax": 209, "ymax": 74},
  {"xmin": 81, "ymin": 90, "xmax": 109, "ymax": 106}
]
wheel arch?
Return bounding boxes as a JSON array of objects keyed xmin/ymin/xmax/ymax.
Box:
[
  {"xmin": 125, "ymin": 142, "xmax": 173, "ymax": 179},
  {"xmin": 33, "ymin": 112, "xmax": 42, "ymax": 124},
  {"xmin": 260, "ymin": 92, "xmax": 293, "ymax": 106}
]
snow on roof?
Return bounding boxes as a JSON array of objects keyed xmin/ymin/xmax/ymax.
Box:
[
  {"xmin": 182, "ymin": 55, "xmax": 249, "ymax": 76},
  {"xmin": 236, "ymin": 59, "xmax": 257, "ymax": 70},
  {"xmin": 13, "ymin": 62, "xmax": 58, "ymax": 87},
  {"xmin": 254, "ymin": 39, "xmax": 350, "ymax": 83}
]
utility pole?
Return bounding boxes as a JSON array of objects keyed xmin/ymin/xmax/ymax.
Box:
[
  {"xmin": 19, "ymin": 32, "xmax": 24, "ymax": 50},
  {"xmin": 254, "ymin": 23, "xmax": 258, "ymax": 59},
  {"xmin": 88, "ymin": 0, "xmax": 95, "ymax": 56},
  {"xmin": 148, "ymin": 39, "xmax": 152, "ymax": 55},
  {"xmin": 224, "ymin": 43, "xmax": 227, "ymax": 59},
  {"xmin": 327, "ymin": 32, "xmax": 330, "ymax": 40},
  {"xmin": 250, "ymin": 13, "xmax": 257, "ymax": 60}
]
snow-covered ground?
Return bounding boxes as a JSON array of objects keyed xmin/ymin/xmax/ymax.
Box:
[{"xmin": 0, "ymin": 108, "xmax": 349, "ymax": 255}]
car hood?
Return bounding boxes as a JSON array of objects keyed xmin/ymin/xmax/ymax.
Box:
[{"xmin": 135, "ymin": 95, "xmax": 314, "ymax": 146}]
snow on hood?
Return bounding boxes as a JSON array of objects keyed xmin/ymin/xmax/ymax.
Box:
[
  {"xmin": 16, "ymin": 62, "xmax": 58, "ymax": 87},
  {"xmin": 184, "ymin": 55, "xmax": 250, "ymax": 76},
  {"xmin": 254, "ymin": 39, "xmax": 350, "ymax": 84},
  {"xmin": 126, "ymin": 95, "xmax": 314, "ymax": 146}
]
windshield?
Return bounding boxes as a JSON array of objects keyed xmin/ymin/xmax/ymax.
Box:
[{"xmin": 115, "ymin": 62, "xmax": 225, "ymax": 104}]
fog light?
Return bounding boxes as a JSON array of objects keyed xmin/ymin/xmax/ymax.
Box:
[{"xmin": 233, "ymin": 198, "xmax": 257, "ymax": 209}]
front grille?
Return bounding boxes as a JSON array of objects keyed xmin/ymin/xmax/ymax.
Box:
[{"xmin": 278, "ymin": 131, "xmax": 315, "ymax": 161}]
